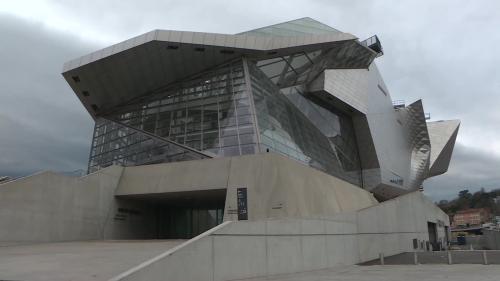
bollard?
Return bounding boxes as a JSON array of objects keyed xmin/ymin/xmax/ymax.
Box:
[
  {"xmin": 483, "ymin": 251, "xmax": 488, "ymax": 265},
  {"xmin": 413, "ymin": 251, "xmax": 418, "ymax": 265},
  {"xmin": 379, "ymin": 253, "xmax": 385, "ymax": 265},
  {"xmin": 447, "ymin": 251, "xmax": 452, "ymax": 265},
  {"xmin": 470, "ymin": 244, "xmax": 474, "ymax": 251}
]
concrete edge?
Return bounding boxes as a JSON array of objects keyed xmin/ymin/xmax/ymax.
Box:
[
  {"xmin": 356, "ymin": 191, "xmax": 426, "ymax": 212},
  {"xmin": 107, "ymin": 221, "xmax": 233, "ymax": 281},
  {"xmin": 62, "ymin": 31, "xmax": 357, "ymax": 72},
  {"xmin": 0, "ymin": 170, "xmax": 62, "ymax": 187}
]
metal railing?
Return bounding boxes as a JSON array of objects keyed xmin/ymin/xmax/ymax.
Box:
[
  {"xmin": 392, "ymin": 100, "xmax": 405, "ymax": 109},
  {"xmin": 367, "ymin": 250, "xmax": 500, "ymax": 265},
  {"xmin": 360, "ymin": 35, "xmax": 384, "ymax": 57}
]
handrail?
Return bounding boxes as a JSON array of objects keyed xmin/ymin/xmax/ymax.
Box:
[{"xmin": 108, "ymin": 221, "xmax": 232, "ymax": 281}]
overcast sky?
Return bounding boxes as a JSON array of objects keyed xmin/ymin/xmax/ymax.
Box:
[{"xmin": 1, "ymin": 0, "xmax": 499, "ymax": 201}]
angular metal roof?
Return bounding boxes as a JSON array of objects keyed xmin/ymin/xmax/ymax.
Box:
[
  {"xmin": 237, "ymin": 17, "xmax": 343, "ymax": 37},
  {"xmin": 427, "ymin": 119, "xmax": 461, "ymax": 177},
  {"xmin": 62, "ymin": 18, "xmax": 377, "ymax": 119}
]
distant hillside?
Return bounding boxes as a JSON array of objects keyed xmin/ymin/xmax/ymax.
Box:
[{"xmin": 437, "ymin": 188, "xmax": 500, "ymax": 215}]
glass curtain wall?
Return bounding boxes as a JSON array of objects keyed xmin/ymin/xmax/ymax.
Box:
[
  {"xmin": 88, "ymin": 59, "xmax": 258, "ymax": 173},
  {"xmin": 255, "ymin": 50, "xmax": 323, "ymax": 88},
  {"xmin": 87, "ymin": 50, "xmax": 363, "ymax": 186},
  {"xmin": 247, "ymin": 53, "xmax": 363, "ymax": 186},
  {"xmin": 88, "ymin": 119, "xmax": 209, "ymax": 173},
  {"xmin": 282, "ymin": 87, "xmax": 362, "ymax": 185}
]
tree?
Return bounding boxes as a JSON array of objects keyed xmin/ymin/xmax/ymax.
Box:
[
  {"xmin": 458, "ymin": 189, "xmax": 471, "ymax": 199},
  {"xmin": 437, "ymin": 188, "xmax": 500, "ymax": 216}
]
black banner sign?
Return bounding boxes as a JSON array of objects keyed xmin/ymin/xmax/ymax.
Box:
[{"xmin": 237, "ymin": 188, "xmax": 248, "ymax": 220}]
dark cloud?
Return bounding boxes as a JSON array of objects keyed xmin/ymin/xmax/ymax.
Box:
[
  {"xmin": 0, "ymin": 115, "xmax": 90, "ymax": 177},
  {"xmin": 0, "ymin": 13, "xmax": 99, "ymax": 176},
  {"xmin": 1, "ymin": 1, "xmax": 500, "ymax": 201},
  {"xmin": 39, "ymin": 0, "xmax": 500, "ymax": 148},
  {"xmin": 424, "ymin": 143, "xmax": 500, "ymax": 201}
]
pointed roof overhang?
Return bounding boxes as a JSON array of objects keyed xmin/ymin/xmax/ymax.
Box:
[
  {"xmin": 427, "ymin": 119, "xmax": 461, "ymax": 177},
  {"xmin": 237, "ymin": 17, "xmax": 343, "ymax": 37},
  {"xmin": 62, "ymin": 22, "xmax": 377, "ymax": 120}
]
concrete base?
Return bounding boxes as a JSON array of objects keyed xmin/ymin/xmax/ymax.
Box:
[
  {"xmin": 0, "ymin": 191, "xmax": 450, "ymax": 281},
  {"xmin": 110, "ymin": 192, "xmax": 450, "ymax": 281},
  {"xmin": 0, "ymin": 153, "xmax": 378, "ymax": 243},
  {"xmin": 0, "ymin": 154, "xmax": 450, "ymax": 281}
]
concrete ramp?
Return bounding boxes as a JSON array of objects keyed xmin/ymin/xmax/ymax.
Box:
[{"xmin": 0, "ymin": 240, "xmax": 185, "ymax": 281}]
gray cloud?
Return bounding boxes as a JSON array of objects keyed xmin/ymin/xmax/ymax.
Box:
[
  {"xmin": 1, "ymin": 1, "xmax": 500, "ymax": 200},
  {"xmin": 424, "ymin": 143, "xmax": 500, "ymax": 201},
  {"xmin": 0, "ymin": 115, "xmax": 89, "ymax": 177},
  {"xmin": 40, "ymin": 0, "xmax": 500, "ymax": 148},
  {"xmin": 0, "ymin": 13, "xmax": 98, "ymax": 176}
]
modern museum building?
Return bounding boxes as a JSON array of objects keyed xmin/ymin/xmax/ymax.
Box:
[{"xmin": 0, "ymin": 18, "xmax": 460, "ymax": 281}]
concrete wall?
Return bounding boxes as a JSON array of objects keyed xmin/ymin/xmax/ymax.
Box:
[
  {"xmin": 110, "ymin": 217, "xmax": 360, "ymax": 281},
  {"xmin": 0, "ymin": 153, "xmax": 445, "ymax": 250},
  {"xmin": 222, "ymin": 153, "xmax": 378, "ymax": 221},
  {"xmin": 116, "ymin": 157, "xmax": 231, "ymax": 196},
  {"xmin": 0, "ymin": 153, "xmax": 377, "ymax": 242},
  {"xmin": 479, "ymin": 230, "xmax": 500, "ymax": 250},
  {"xmin": 0, "ymin": 166, "xmax": 156, "ymax": 242},
  {"xmin": 356, "ymin": 191, "xmax": 450, "ymax": 260},
  {"xmin": 115, "ymin": 153, "xmax": 378, "ymax": 221},
  {"xmin": 109, "ymin": 191, "xmax": 449, "ymax": 281}
]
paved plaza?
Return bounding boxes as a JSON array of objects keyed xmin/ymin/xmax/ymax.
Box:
[{"xmin": 0, "ymin": 240, "xmax": 185, "ymax": 281}]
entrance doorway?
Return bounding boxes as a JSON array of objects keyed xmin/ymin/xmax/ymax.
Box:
[
  {"xmin": 427, "ymin": 221, "xmax": 438, "ymax": 251},
  {"xmin": 155, "ymin": 206, "xmax": 223, "ymax": 239},
  {"xmin": 444, "ymin": 226, "xmax": 449, "ymax": 246},
  {"xmin": 116, "ymin": 189, "xmax": 226, "ymax": 239}
]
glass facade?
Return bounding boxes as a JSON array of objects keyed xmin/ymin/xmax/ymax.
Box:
[
  {"xmin": 248, "ymin": 61, "xmax": 362, "ymax": 186},
  {"xmin": 283, "ymin": 87, "xmax": 362, "ymax": 184},
  {"xmin": 256, "ymin": 50, "xmax": 323, "ymax": 88},
  {"xmin": 88, "ymin": 60, "xmax": 258, "ymax": 172},
  {"xmin": 88, "ymin": 119, "xmax": 209, "ymax": 173},
  {"xmin": 88, "ymin": 51, "xmax": 363, "ymax": 186}
]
